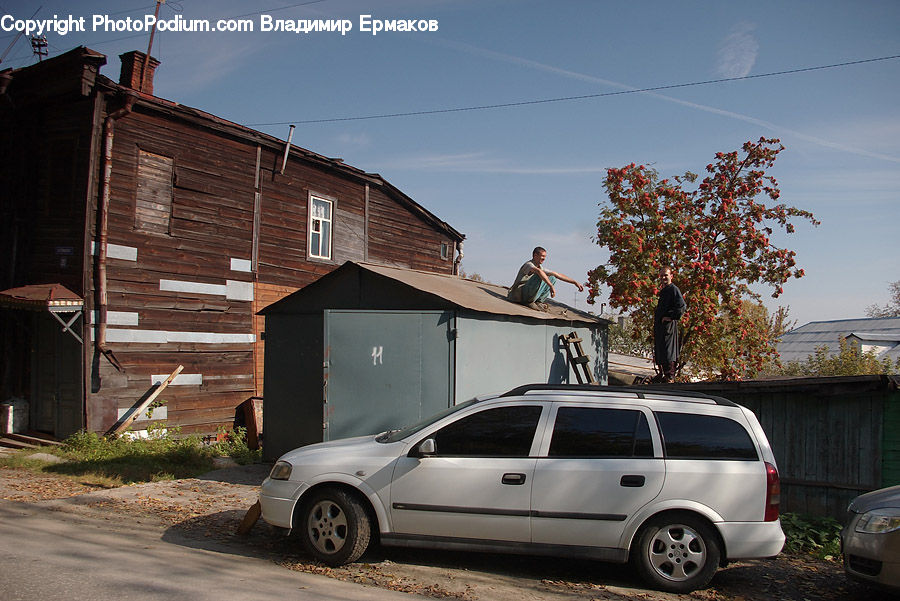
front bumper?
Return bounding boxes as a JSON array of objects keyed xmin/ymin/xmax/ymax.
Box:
[
  {"xmin": 842, "ymin": 516, "xmax": 900, "ymax": 590},
  {"xmin": 258, "ymin": 477, "xmax": 308, "ymax": 530}
]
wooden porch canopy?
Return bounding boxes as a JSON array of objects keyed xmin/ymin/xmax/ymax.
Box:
[{"xmin": 0, "ymin": 284, "xmax": 85, "ymax": 344}]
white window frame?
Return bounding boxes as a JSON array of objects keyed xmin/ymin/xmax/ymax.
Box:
[{"xmin": 308, "ymin": 194, "xmax": 334, "ymax": 260}]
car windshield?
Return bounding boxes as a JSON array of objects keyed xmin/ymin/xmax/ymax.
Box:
[{"xmin": 376, "ymin": 398, "xmax": 479, "ymax": 443}]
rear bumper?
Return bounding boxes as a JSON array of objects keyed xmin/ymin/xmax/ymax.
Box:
[{"xmin": 718, "ymin": 520, "xmax": 785, "ymax": 559}]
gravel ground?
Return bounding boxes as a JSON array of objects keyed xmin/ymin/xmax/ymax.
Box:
[{"xmin": 0, "ymin": 464, "xmax": 889, "ymax": 601}]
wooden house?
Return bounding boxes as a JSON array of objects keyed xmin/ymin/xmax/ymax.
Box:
[{"xmin": 0, "ymin": 47, "xmax": 464, "ymax": 440}]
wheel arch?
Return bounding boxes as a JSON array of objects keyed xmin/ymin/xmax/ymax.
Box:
[
  {"xmin": 292, "ymin": 476, "xmax": 389, "ymax": 535},
  {"xmin": 624, "ymin": 506, "xmax": 728, "ymax": 567}
]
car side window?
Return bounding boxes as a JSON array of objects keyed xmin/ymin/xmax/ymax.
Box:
[
  {"xmin": 657, "ymin": 412, "xmax": 758, "ymax": 460},
  {"xmin": 548, "ymin": 407, "xmax": 654, "ymax": 458},
  {"xmin": 431, "ymin": 405, "xmax": 542, "ymax": 457}
]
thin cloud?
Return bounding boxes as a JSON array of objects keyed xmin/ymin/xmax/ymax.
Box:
[
  {"xmin": 717, "ymin": 23, "xmax": 759, "ymax": 78},
  {"xmin": 434, "ymin": 39, "xmax": 900, "ymax": 164},
  {"xmin": 336, "ymin": 132, "xmax": 372, "ymax": 148}
]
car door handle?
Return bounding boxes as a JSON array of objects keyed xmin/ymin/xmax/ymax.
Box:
[
  {"xmin": 620, "ymin": 475, "xmax": 645, "ymax": 488},
  {"xmin": 501, "ymin": 473, "xmax": 527, "ymax": 485}
]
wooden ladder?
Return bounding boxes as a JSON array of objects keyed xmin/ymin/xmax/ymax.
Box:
[{"xmin": 562, "ymin": 332, "xmax": 596, "ymax": 384}]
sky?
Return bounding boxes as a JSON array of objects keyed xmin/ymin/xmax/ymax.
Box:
[{"xmin": 2, "ymin": 0, "xmax": 898, "ymax": 327}]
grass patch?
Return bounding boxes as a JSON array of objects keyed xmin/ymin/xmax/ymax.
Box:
[
  {"xmin": 781, "ymin": 512, "xmax": 843, "ymax": 560},
  {"xmin": 0, "ymin": 426, "xmax": 261, "ymax": 487}
]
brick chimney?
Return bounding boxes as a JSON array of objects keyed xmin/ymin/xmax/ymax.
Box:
[{"xmin": 118, "ymin": 50, "xmax": 160, "ymax": 94}]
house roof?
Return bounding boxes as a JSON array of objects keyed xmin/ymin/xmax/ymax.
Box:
[
  {"xmin": 263, "ymin": 261, "xmax": 607, "ymax": 327},
  {"xmin": 777, "ymin": 317, "xmax": 900, "ymax": 363}
]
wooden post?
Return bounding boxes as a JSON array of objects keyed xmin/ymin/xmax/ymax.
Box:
[{"xmin": 105, "ymin": 365, "xmax": 184, "ymax": 436}]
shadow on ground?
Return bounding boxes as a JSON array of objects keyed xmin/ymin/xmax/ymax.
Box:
[{"xmin": 160, "ymin": 507, "xmax": 888, "ymax": 601}]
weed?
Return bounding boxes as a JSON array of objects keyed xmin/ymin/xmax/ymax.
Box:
[
  {"xmin": 780, "ymin": 512, "xmax": 842, "ymax": 560},
  {"xmin": 214, "ymin": 426, "xmax": 262, "ymax": 465},
  {"xmin": 0, "ymin": 429, "xmax": 217, "ymax": 485}
]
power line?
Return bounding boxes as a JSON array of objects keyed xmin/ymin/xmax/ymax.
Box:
[{"xmin": 246, "ymin": 54, "xmax": 900, "ymax": 126}]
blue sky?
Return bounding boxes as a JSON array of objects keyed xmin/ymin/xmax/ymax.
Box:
[{"xmin": 2, "ymin": 0, "xmax": 898, "ymax": 327}]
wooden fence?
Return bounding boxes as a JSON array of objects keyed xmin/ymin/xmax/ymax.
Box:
[{"xmin": 676, "ymin": 375, "xmax": 900, "ymax": 520}]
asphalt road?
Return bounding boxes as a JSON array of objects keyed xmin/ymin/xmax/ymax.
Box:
[{"xmin": 0, "ymin": 500, "xmax": 425, "ymax": 601}]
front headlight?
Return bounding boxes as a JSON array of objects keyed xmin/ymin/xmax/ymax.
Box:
[
  {"xmin": 855, "ymin": 509, "xmax": 900, "ymax": 534},
  {"xmin": 269, "ymin": 460, "xmax": 293, "ymax": 480}
]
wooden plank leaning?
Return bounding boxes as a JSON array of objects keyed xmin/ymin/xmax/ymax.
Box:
[{"xmin": 105, "ymin": 365, "xmax": 184, "ymax": 437}]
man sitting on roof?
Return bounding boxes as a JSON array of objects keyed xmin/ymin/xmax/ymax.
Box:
[{"xmin": 508, "ymin": 246, "xmax": 584, "ymax": 310}]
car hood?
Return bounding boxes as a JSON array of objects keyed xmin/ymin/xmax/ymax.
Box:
[
  {"xmin": 849, "ymin": 485, "xmax": 900, "ymax": 513},
  {"xmin": 278, "ymin": 434, "xmax": 401, "ymax": 464}
]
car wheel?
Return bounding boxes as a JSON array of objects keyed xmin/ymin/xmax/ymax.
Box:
[
  {"xmin": 631, "ymin": 514, "xmax": 721, "ymax": 593},
  {"xmin": 298, "ymin": 487, "xmax": 372, "ymax": 566}
]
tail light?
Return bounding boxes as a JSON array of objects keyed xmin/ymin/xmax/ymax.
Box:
[{"xmin": 764, "ymin": 462, "xmax": 781, "ymax": 522}]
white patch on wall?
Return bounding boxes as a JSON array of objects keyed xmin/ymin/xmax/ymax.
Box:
[
  {"xmin": 92, "ymin": 242, "xmax": 138, "ymax": 261},
  {"xmin": 151, "ymin": 373, "xmax": 202, "ymax": 386},
  {"xmin": 118, "ymin": 406, "xmax": 168, "ymax": 421},
  {"xmin": 159, "ymin": 278, "xmax": 253, "ymax": 301},
  {"xmin": 109, "ymin": 244, "xmax": 139, "ymax": 261},
  {"xmin": 230, "ymin": 258, "xmax": 252, "ymax": 272},
  {"xmin": 103, "ymin": 329, "xmax": 255, "ymax": 344},
  {"xmin": 226, "ymin": 280, "xmax": 253, "ymax": 301},
  {"xmin": 160, "ymin": 279, "xmax": 227, "ymax": 296},
  {"xmin": 122, "ymin": 429, "xmax": 167, "ymax": 440},
  {"xmin": 90, "ymin": 311, "xmax": 139, "ymax": 326}
]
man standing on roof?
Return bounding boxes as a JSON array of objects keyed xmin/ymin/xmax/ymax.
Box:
[
  {"xmin": 508, "ymin": 247, "xmax": 584, "ymax": 311},
  {"xmin": 653, "ymin": 265, "xmax": 687, "ymax": 382}
]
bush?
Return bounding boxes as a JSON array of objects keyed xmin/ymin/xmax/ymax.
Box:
[
  {"xmin": 3, "ymin": 424, "xmax": 262, "ymax": 486},
  {"xmin": 45, "ymin": 429, "xmax": 217, "ymax": 484},
  {"xmin": 780, "ymin": 512, "xmax": 842, "ymax": 560},
  {"xmin": 214, "ymin": 426, "xmax": 262, "ymax": 465}
]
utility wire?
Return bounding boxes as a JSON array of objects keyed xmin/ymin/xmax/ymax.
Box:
[{"xmin": 247, "ymin": 54, "xmax": 900, "ymax": 126}]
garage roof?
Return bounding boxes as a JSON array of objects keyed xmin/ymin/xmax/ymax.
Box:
[{"xmin": 262, "ymin": 261, "xmax": 606, "ymax": 327}]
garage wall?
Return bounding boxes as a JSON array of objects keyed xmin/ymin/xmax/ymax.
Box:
[{"xmin": 454, "ymin": 314, "xmax": 606, "ymax": 402}]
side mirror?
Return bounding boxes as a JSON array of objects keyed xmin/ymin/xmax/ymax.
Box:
[{"xmin": 416, "ymin": 438, "xmax": 436, "ymax": 457}]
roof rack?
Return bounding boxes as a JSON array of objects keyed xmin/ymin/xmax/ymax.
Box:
[{"xmin": 499, "ymin": 383, "xmax": 737, "ymax": 407}]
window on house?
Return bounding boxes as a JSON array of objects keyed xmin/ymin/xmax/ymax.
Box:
[
  {"xmin": 308, "ymin": 195, "xmax": 333, "ymax": 260},
  {"xmin": 135, "ymin": 150, "xmax": 174, "ymax": 234},
  {"xmin": 441, "ymin": 242, "xmax": 450, "ymax": 261}
]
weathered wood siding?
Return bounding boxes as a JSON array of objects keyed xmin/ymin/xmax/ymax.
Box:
[
  {"xmin": 92, "ymin": 107, "xmax": 258, "ymax": 434},
  {"xmin": 89, "ymin": 103, "xmax": 460, "ymax": 436},
  {"xmin": 2, "ymin": 48, "xmax": 462, "ymax": 439},
  {"xmin": 253, "ymin": 283, "xmax": 298, "ymax": 397},
  {"xmin": 0, "ymin": 52, "xmax": 101, "ymax": 432},
  {"xmin": 1, "ymin": 99, "xmax": 96, "ymax": 295},
  {"xmin": 368, "ymin": 186, "xmax": 455, "ymax": 272}
]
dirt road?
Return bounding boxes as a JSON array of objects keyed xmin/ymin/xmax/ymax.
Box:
[{"xmin": 0, "ymin": 464, "xmax": 880, "ymax": 601}]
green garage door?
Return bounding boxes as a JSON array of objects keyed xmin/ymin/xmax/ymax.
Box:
[{"xmin": 323, "ymin": 310, "xmax": 454, "ymax": 441}]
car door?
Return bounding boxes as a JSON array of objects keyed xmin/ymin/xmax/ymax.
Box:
[
  {"xmin": 389, "ymin": 403, "xmax": 545, "ymax": 543},
  {"xmin": 530, "ymin": 404, "xmax": 665, "ymax": 549}
]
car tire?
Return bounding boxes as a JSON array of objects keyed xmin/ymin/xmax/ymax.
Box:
[
  {"xmin": 631, "ymin": 513, "xmax": 721, "ymax": 593},
  {"xmin": 298, "ymin": 487, "xmax": 372, "ymax": 566}
]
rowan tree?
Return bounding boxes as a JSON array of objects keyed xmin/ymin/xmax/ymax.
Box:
[{"xmin": 587, "ymin": 138, "xmax": 819, "ymax": 379}]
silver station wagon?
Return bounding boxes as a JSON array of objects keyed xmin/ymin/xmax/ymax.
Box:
[{"xmin": 259, "ymin": 384, "xmax": 785, "ymax": 592}]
